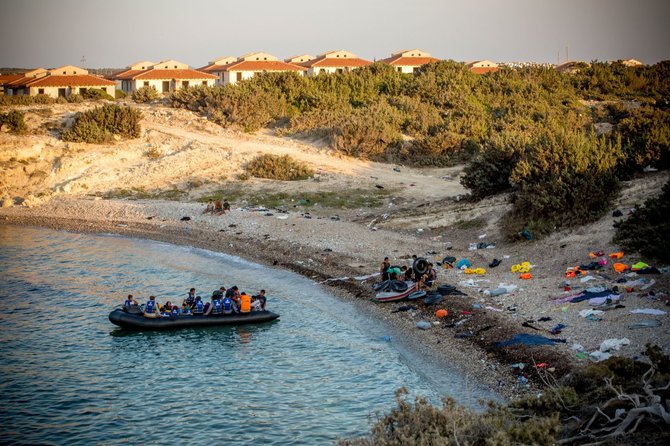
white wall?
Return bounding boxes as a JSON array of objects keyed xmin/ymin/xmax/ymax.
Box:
[{"xmin": 27, "ymin": 85, "xmax": 115, "ymax": 98}]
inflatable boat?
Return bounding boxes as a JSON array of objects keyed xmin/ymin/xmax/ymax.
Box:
[{"xmin": 109, "ymin": 307, "xmax": 280, "ymax": 330}]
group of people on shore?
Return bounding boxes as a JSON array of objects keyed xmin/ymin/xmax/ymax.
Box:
[
  {"xmin": 203, "ymin": 199, "xmax": 230, "ymax": 215},
  {"xmin": 380, "ymin": 255, "xmax": 438, "ymax": 288},
  {"xmin": 123, "ymin": 286, "xmax": 267, "ymax": 318}
]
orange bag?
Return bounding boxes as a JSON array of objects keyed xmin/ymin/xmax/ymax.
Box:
[
  {"xmin": 435, "ymin": 309, "xmax": 448, "ymax": 318},
  {"xmin": 519, "ymin": 273, "xmax": 533, "ymax": 280},
  {"xmin": 609, "ymin": 252, "xmax": 624, "ymax": 259},
  {"xmin": 613, "ymin": 263, "xmax": 629, "ymax": 273}
]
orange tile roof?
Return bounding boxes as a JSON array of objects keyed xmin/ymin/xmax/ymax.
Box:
[
  {"xmin": 0, "ymin": 74, "xmax": 25, "ymax": 86},
  {"xmin": 198, "ymin": 64, "xmax": 220, "ymax": 73},
  {"xmin": 223, "ymin": 60, "xmax": 305, "ymax": 72},
  {"xmin": 381, "ymin": 56, "xmax": 440, "ymax": 66},
  {"xmin": 131, "ymin": 69, "xmax": 217, "ymax": 80},
  {"xmin": 113, "ymin": 69, "xmax": 144, "ymax": 80},
  {"xmin": 27, "ymin": 75, "xmax": 116, "ymax": 87},
  {"xmin": 469, "ymin": 67, "xmax": 499, "ymax": 74},
  {"xmin": 302, "ymin": 57, "xmax": 372, "ymax": 68}
]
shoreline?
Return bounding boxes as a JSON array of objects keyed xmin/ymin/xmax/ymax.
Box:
[{"xmin": 1, "ymin": 211, "xmax": 526, "ymax": 400}]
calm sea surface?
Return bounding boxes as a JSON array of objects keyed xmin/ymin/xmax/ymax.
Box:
[{"xmin": 0, "ymin": 225, "xmax": 493, "ymax": 445}]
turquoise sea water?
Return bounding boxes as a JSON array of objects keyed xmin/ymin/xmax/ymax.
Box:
[{"xmin": 0, "ymin": 225, "xmax": 490, "ymax": 445}]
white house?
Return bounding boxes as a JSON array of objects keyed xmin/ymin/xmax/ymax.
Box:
[
  {"xmin": 199, "ymin": 56, "xmax": 237, "ymax": 85},
  {"xmin": 466, "ymin": 60, "xmax": 500, "ymax": 74},
  {"xmin": 380, "ymin": 49, "xmax": 440, "ymax": 73},
  {"xmin": 202, "ymin": 52, "xmax": 305, "ymax": 86},
  {"xmin": 4, "ymin": 66, "xmax": 115, "ymax": 98},
  {"xmin": 285, "ymin": 54, "xmax": 315, "ymax": 64},
  {"xmin": 299, "ymin": 50, "xmax": 372, "ymax": 76},
  {"xmin": 114, "ymin": 60, "xmax": 217, "ymax": 94}
]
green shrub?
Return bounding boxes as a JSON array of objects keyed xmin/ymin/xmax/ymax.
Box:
[
  {"xmin": 82, "ymin": 89, "xmax": 114, "ymax": 101},
  {"xmin": 503, "ymin": 129, "xmax": 621, "ymax": 237},
  {"xmin": 616, "ymin": 106, "xmax": 670, "ymax": 172},
  {"xmin": 461, "ymin": 132, "xmax": 529, "ymax": 198},
  {"xmin": 245, "ymin": 154, "xmax": 313, "ymax": 180},
  {"xmin": 614, "ymin": 180, "xmax": 670, "ymax": 262},
  {"xmin": 0, "ymin": 110, "xmax": 27, "ymax": 134},
  {"xmin": 132, "ymin": 86, "xmax": 159, "ymax": 103},
  {"xmin": 115, "ymin": 89, "xmax": 126, "ymax": 99},
  {"xmin": 0, "ymin": 94, "xmax": 56, "ymax": 106},
  {"xmin": 61, "ymin": 104, "xmax": 142, "ymax": 143},
  {"xmin": 67, "ymin": 94, "xmax": 84, "ymax": 103}
]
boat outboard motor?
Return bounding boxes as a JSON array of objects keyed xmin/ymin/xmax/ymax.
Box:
[{"xmin": 413, "ymin": 257, "xmax": 429, "ymax": 276}]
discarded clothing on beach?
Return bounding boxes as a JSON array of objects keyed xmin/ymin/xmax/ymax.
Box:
[
  {"xmin": 416, "ymin": 321, "xmax": 432, "ymax": 330},
  {"xmin": 392, "ymin": 305, "xmax": 417, "ymax": 313},
  {"xmin": 636, "ymin": 267, "xmax": 661, "ymax": 274},
  {"xmin": 436, "ymin": 284, "xmax": 467, "ymax": 296},
  {"xmin": 628, "ymin": 319, "xmax": 662, "ymax": 329},
  {"xmin": 495, "ymin": 334, "xmax": 566, "ymax": 348},
  {"xmin": 489, "ymin": 258, "xmax": 502, "ymax": 268},
  {"xmin": 630, "ymin": 308, "xmax": 667, "ymax": 315},
  {"xmin": 579, "ymin": 261, "xmax": 602, "ymax": 271},
  {"xmin": 549, "ymin": 323, "xmax": 566, "ymax": 335},
  {"xmin": 468, "ymin": 242, "xmax": 496, "ymax": 251},
  {"xmin": 588, "ymin": 295, "xmax": 622, "ymax": 306},
  {"xmin": 556, "ymin": 289, "xmax": 620, "ymax": 304}
]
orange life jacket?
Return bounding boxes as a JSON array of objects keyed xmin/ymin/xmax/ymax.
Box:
[{"xmin": 240, "ymin": 294, "xmax": 251, "ymax": 313}]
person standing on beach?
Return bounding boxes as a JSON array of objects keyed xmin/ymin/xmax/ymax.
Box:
[{"xmin": 380, "ymin": 257, "xmax": 391, "ymax": 280}]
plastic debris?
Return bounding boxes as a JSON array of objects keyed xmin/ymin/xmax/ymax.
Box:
[
  {"xmin": 416, "ymin": 321, "xmax": 432, "ymax": 330},
  {"xmin": 511, "ymin": 262, "xmax": 532, "ymax": 273},
  {"xmin": 456, "ymin": 259, "xmax": 471, "ymax": 269},
  {"xmin": 628, "ymin": 319, "xmax": 662, "ymax": 329}
]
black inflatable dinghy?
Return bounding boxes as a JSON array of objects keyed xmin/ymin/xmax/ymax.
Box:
[{"xmin": 109, "ymin": 307, "xmax": 280, "ymax": 330}]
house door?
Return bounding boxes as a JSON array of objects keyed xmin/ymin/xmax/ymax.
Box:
[
  {"xmin": 58, "ymin": 88, "xmax": 67, "ymax": 97},
  {"xmin": 162, "ymin": 81, "xmax": 170, "ymax": 93},
  {"xmin": 236, "ymin": 72, "xmax": 242, "ymax": 82}
]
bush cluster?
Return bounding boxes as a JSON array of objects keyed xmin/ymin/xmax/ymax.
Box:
[
  {"xmin": 0, "ymin": 110, "xmax": 27, "ymax": 134},
  {"xmin": 61, "ymin": 104, "xmax": 142, "ymax": 143},
  {"xmin": 614, "ymin": 180, "xmax": 670, "ymax": 262},
  {"xmin": 166, "ymin": 60, "xmax": 670, "ymax": 236},
  {"xmin": 132, "ymin": 86, "xmax": 159, "ymax": 103},
  {"xmin": 0, "ymin": 94, "xmax": 55, "ymax": 106},
  {"xmin": 82, "ymin": 89, "xmax": 114, "ymax": 101},
  {"xmin": 343, "ymin": 346, "xmax": 670, "ymax": 446},
  {"xmin": 244, "ymin": 154, "xmax": 313, "ymax": 181}
]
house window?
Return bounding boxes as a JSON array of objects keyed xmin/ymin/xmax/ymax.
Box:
[
  {"xmin": 80, "ymin": 88, "xmax": 87, "ymax": 94},
  {"xmin": 397, "ymin": 67, "xmax": 402, "ymax": 73},
  {"xmin": 144, "ymin": 81, "xmax": 149, "ymax": 87},
  {"xmin": 182, "ymin": 81, "xmax": 189, "ymax": 88},
  {"xmin": 38, "ymin": 88, "xmax": 44, "ymax": 94},
  {"xmin": 58, "ymin": 88, "xmax": 66, "ymax": 97},
  {"xmin": 162, "ymin": 81, "xmax": 170, "ymax": 92},
  {"xmin": 174, "ymin": 65, "xmax": 177, "ymax": 68},
  {"xmin": 336, "ymin": 68, "xmax": 343, "ymax": 74},
  {"xmin": 63, "ymin": 71, "xmax": 66, "ymax": 74},
  {"xmin": 236, "ymin": 72, "xmax": 242, "ymax": 82},
  {"xmin": 202, "ymin": 81, "xmax": 207, "ymax": 86}
]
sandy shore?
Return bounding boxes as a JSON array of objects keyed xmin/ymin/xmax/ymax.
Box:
[{"xmin": 5, "ymin": 192, "xmax": 667, "ymax": 401}]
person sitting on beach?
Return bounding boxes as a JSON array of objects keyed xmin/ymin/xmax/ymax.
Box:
[
  {"xmin": 144, "ymin": 295, "xmax": 159, "ymax": 318},
  {"xmin": 253, "ymin": 289, "xmax": 267, "ymax": 310},
  {"xmin": 380, "ymin": 257, "xmax": 391, "ymax": 280},
  {"xmin": 426, "ymin": 263, "xmax": 437, "ymax": 287},
  {"xmin": 399, "ymin": 266, "xmax": 410, "ymax": 281},
  {"xmin": 203, "ymin": 201, "xmax": 214, "ymax": 214},
  {"xmin": 124, "ymin": 294, "xmax": 138, "ymax": 308},
  {"xmin": 193, "ymin": 296, "xmax": 204, "ymax": 315},
  {"xmin": 222, "ymin": 294, "xmax": 234, "ymax": 315},
  {"xmin": 223, "ymin": 200, "xmax": 230, "ymax": 211},
  {"xmin": 214, "ymin": 199, "xmax": 225, "ymax": 215},
  {"xmin": 387, "ymin": 266, "xmax": 401, "ymax": 281},
  {"xmin": 239, "ymin": 292, "xmax": 251, "ymax": 313}
]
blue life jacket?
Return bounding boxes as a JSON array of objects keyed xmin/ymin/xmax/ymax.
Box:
[
  {"xmin": 194, "ymin": 300, "xmax": 204, "ymax": 314},
  {"xmin": 124, "ymin": 299, "xmax": 134, "ymax": 308},
  {"xmin": 212, "ymin": 299, "xmax": 222, "ymax": 315},
  {"xmin": 222, "ymin": 297, "xmax": 233, "ymax": 313},
  {"xmin": 186, "ymin": 293, "xmax": 195, "ymax": 305},
  {"xmin": 170, "ymin": 307, "xmax": 179, "ymax": 317},
  {"xmin": 146, "ymin": 300, "xmax": 157, "ymax": 313}
]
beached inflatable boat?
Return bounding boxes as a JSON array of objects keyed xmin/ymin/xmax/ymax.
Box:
[{"xmin": 109, "ymin": 307, "xmax": 280, "ymax": 330}]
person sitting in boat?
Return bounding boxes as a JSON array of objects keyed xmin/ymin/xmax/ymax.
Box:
[
  {"xmin": 226, "ymin": 286, "xmax": 241, "ymax": 311},
  {"xmin": 181, "ymin": 302, "xmax": 192, "ymax": 315},
  {"xmin": 209, "ymin": 295, "xmax": 223, "ymax": 316},
  {"xmin": 253, "ymin": 289, "xmax": 267, "ymax": 310},
  {"xmin": 170, "ymin": 305, "xmax": 180, "ymax": 317},
  {"xmin": 239, "ymin": 292, "xmax": 252, "ymax": 313},
  {"xmin": 193, "ymin": 296, "xmax": 204, "ymax": 315},
  {"xmin": 222, "ymin": 294, "xmax": 234, "ymax": 315},
  {"xmin": 251, "ymin": 295, "xmax": 262, "ymax": 311},
  {"xmin": 184, "ymin": 288, "xmax": 196, "ymax": 308},
  {"xmin": 144, "ymin": 295, "xmax": 159, "ymax": 318},
  {"xmin": 124, "ymin": 294, "xmax": 138, "ymax": 308}
]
